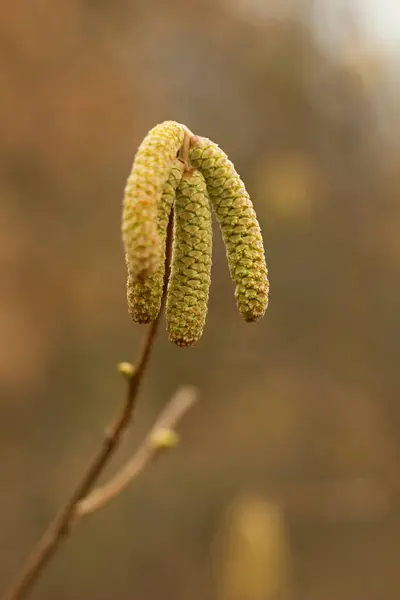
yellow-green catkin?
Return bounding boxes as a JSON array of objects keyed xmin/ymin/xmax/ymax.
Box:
[
  {"xmin": 166, "ymin": 169, "xmax": 212, "ymax": 347},
  {"xmin": 122, "ymin": 121, "xmax": 185, "ymax": 281},
  {"xmin": 189, "ymin": 136, "xmax": 269, "ymax": 322},
  {"xmin": 127, "ymin": 160, "xmax": 185, "ymax": 323}
]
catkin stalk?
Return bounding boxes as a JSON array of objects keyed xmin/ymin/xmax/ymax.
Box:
[
  {"xmin": 122, "ymin": 121, "xmax": 185, "ymax": 280},
  {"xmin": 166, "ymin": 169, "xmax": 212, "ymax": 346},
  {"xmin": 189, "ymin": 136, "xmax": 269, "ymax": 322},
  {"xmin": 127, "ymin": 160, "xmax": 185, "ymax": 323}
]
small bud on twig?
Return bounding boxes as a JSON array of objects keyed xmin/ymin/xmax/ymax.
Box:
[
  {"xmin": 150, "ymin": 427, "xmax": 180, "ymax": 449},
  {"xmin": 117, "ymin": 362, "xmax": 136, "ymax": 379}
]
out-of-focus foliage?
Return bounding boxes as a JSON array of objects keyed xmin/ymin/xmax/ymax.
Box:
[
  {"xmin": 214, "ymin": 494, "xmax": 292, "ymax": 600},
  {"xmin": 1, "ymin": 1, "xmax": 399, "ymax": 599}
]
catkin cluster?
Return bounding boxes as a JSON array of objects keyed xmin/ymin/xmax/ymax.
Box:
[{"xmin": 122, "ymin": 121, "xmax": 269, "ymax": 346}]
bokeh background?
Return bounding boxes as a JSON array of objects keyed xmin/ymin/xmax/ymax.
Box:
[{"xmin": 1, "ymin": 1, "xmax": 400, "ymax": 598}]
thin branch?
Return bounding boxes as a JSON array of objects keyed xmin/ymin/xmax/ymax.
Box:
[
  {"xmin": 1, "ymin": 220, "xmax": 175, "ymax": 600},
  {"xmin": 78, "ymin": 385, "xmax": 198, "ymax": 516}
]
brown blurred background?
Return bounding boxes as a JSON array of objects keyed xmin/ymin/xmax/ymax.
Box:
[{"xmin": 1, "ymin": 1, "xmax": 400, "ymax": 598}]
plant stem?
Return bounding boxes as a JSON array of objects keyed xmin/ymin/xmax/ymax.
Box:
[
  {"xmin": 1, "ymin": 220, "xmax": 174, "ymax": 600},
  {"xmin": 77, "ymin": 385, "xmax": 197, "ymax": 516}
]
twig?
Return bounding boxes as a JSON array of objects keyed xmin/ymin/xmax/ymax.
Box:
[
  {"xmin": 78, "ymin": 385, "xmax": 198, "ymax": 516},
  {"xmin": 1, "ymin": 221, "xmax": 174, "ymax": 600}
]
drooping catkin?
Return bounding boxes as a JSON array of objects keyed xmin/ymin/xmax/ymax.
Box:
[
  {"xmin": 166, "ymin": 169, "xmax": 212, "ymax": 347},
  {"xmin": 127, "ymin": 160, "xmax": 185, "ymax": 323},
  {"xmin": 189, "ymin": 136, "xmax": 269, "ymax": 322},
  {"xmin": 122, "ymin": 121, "xmax": 185, "ymax": 281}
]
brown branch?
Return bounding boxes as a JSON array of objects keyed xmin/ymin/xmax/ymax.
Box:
[
  {"xmin": 1, "ymin": 220, "xmax": 175, "ymax": 600},
  {"xmin": 78, "ymin": 385, "xmax": 198, "ymax": 516}
]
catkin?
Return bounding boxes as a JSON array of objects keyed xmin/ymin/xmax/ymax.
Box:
[
  {"xmin": 189, "ymin": 136, "xmax": 269, "ymax": 322},
  {"xmin": 122, "ymin": 121, "xmax": 185, "ymax": 280},
  {"xmin": 166, "ymin": 169, "xmax": 212, "ymax": 346},
  {"xmin": 127, "ymin": 160, "xmax": 185, "ymax": 323}
]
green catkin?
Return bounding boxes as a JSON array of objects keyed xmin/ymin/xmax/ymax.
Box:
[
  {"xmin": 166, "ymin": 169, "xmax": 212, "ymax": 347},
  {"xmin": 189, "ymin": 136, "xmax": 269, "ymax": 322},
  {"xmin": 127, "ymin": 159, "xmax": 185, "ymax": 323},
  {"xmin": 122, "ymin": 121, "xmax": 185, "ymax": 280}
]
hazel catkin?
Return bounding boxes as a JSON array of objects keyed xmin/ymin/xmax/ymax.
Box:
[
  {"xmin": 166, "ymin": 169, "xmax": 212, "ymax": 346},
  {"xmin": 127, "ymin": 159, "xmax": 185, "ymax": 323},
  {"xmin": 189, "ymin": 136, "xmax": 269, "ymax": 322},
  {"xmin": 122, "ymin": 121, "xmax": 185, "ymax": 281}
]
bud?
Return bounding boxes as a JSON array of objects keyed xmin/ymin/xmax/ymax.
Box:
[
  {"xmin": 122, "ymin": 121, "xmax": 185, "ymax": 280},
  {"xmin": 117, "ymin": 361, "xmax": 135, "ymax": 378},
  {"xmin": 150, "ymin": 428, "xmax": 180, "ymax": 449},
  {"xmin": 166, "ymin": 169, "xmax": 212, "ymax": 346},
  {"xmin": 189, "ymin": 136, "xmax": 269, "ymax": 322},
  {"xmin": 127, "ymin": 160, "xmax": 185, "ymax": 323}
]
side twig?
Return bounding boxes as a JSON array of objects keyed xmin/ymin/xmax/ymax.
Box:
[
  {"xmin": 78, "ymin": 385, "xmax": 198, "ymax": 516},
  {"xmin": 2, "ymin": 221, "xmax": 174, "ymax": 600}
]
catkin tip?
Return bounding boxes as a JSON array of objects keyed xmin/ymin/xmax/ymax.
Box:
[{"xmin": 168, "ymin": 335, "xmax": 197, "ymax": 348}]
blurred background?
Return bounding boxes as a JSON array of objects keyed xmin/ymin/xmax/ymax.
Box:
[{"xmin": 1, "ymin": 1, "xmax": 400, "ymax": 598}]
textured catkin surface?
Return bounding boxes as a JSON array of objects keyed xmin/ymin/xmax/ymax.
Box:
[
  {"xmin": 189, "ymin": 136, "xmax": 269, "ymax": 322},
  {"xmin": 127, "ymin": 160, "xmax": 185, "ymax": 323},
  {"xmin": 166, "ymin": 169, "xmax": 212, "ymax": 346},
  {"xmin": 122, "ymin": 121, "xmax": 185, "ymax": 280}
]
